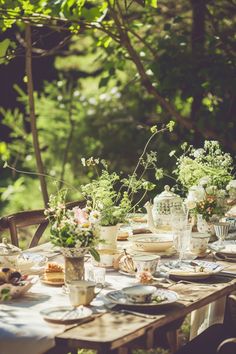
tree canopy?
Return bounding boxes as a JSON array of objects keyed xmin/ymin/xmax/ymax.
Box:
[{"xmin": 0, "ymin": 0, "xmax": 235, "ymax": 214}]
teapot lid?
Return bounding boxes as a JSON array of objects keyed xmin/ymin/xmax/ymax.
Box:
[
  {"xmin": 154, "ymin": 185, "xmax": 182, "ymax": 203},
  {"xmin": 0, "ymin": 238, "xmax": 21, "ymax": 255}
]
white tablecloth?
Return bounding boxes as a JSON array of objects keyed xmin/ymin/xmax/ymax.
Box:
[
  {"xmin": 0, "ymin": 271, "xmax": 139, "ymax": 354},
  {"xmin": 0, "ymin": 280, "xmax": 72, "ymax": 354}
]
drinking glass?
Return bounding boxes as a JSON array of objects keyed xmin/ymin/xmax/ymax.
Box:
[
  {"xmin": 93, "ymin": 267, "xmax": 106, "ymax": 286},
  {"xmin": 213, "ymin": 222, "xmax": 230, "ymax": 249},
  {"xmin": 173, "ymin": 224, "xmax": 192, "ymax": 263}
]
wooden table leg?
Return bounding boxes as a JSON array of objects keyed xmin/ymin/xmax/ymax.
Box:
[{"xmin": 166, "ymin": 329, "xmax": 179, "ymax": 354}]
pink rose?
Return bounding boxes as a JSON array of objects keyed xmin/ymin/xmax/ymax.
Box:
[{"xmin": 73, "ymin": 207, "xmax": 88, "ymax": 225}]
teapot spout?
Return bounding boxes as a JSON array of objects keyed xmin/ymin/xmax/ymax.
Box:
[{"xmin": 144, "ymin": 201, "xmax": 158, "ymax": 234}]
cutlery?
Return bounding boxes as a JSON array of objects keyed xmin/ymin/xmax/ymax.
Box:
[{"xmin": 112, "ymin": 308, "xmax": 157, "ymax": 319}]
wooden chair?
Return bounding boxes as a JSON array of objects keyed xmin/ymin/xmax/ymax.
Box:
[
  {"xmin": 217, "ymin": 338, "xmax": 236, "ymax": 354},
  {"xmin": 0, "ymin": 200, "xmax": 85, "ymax": 248}
]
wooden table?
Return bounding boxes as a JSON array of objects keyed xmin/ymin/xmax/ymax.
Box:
[
  {"xmin": 52, "ymin": 278, "xmax": 236, "ymax": 354},
  {"xmin": 8, "ymin": 243, "xmax": 236, "ymax": 354}
]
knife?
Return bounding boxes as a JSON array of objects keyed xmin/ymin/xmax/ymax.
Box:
[{"xmin": 117, "ymin": 309, "xmax": 157, "ymax": 319}]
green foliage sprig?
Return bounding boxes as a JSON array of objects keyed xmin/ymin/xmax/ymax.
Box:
[{"xmin": 81, "ymin": 122, "xmax": 174, "ymax": 226}]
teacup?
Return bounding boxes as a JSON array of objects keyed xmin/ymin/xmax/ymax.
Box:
[
  {"xmin": 191, "ymin": 232, "xmax": 210, "ymax": 257},
  {"xmin": 133, "ymin": 255, "xmax": 160, "ymax": 275},
  {"xmin": 67, "ymin": 280, "xmax": 100, "ymax": 306},
  {"xmin": 93, "ymin": 249, "xmax": 118, "ymax": 268},
  {"xmin": 122, "ymin": 285, "xmax": 156, "ymax": 303}
]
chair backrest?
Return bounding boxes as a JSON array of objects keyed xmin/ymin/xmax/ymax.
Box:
[{"xmin": 0, "ymin": 200, "xmax": 85, "ymax": 248}]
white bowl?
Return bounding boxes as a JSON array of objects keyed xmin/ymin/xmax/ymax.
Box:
[
  {"xmin": 133, "ymin": 254, "xmax": 160, "ymax": 274},
  {"xmin": 122, "ymin": 285, "xmax": 157, "ymax": 303},
  {"xmin": 131, "ymin": 234, "xmax": 173, "ymax": 252}
]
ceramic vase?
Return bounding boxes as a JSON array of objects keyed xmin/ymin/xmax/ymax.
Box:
[
  {"xmin": 61, "ymin": 247, "xmax": 88, "ymax": 284},
  {"xmin": 98, "ymin": 225, "xmax": 119, "ymax": 250}
]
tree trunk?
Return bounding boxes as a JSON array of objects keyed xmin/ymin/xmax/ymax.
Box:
[
  {"xmin": 25, "ymin": 24, "xmax": 49, "ymax": 207},
  {"xmin": 190, "ymin": 0, "xmax": 206, "ymax": 144}
]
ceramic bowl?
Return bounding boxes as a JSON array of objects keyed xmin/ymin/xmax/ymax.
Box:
[
  {"xmin": 133, "ymin": 254, "xmax": 160, "ymax": 275},
  {"xmin": 122, "ymin": 285, "xmax": 156, "ymax": 303},
  {"xmin": 131, "ymin": 234, "xmax": 173, "ymax": 252}
]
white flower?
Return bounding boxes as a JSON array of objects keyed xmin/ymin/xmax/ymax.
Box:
[
  {"xmin": 185, "ymin": 199, "xmax": 196, "ymax": 210},
  {"xmin": 193, "ymin": 148, "xmax": 204, "ymax": 158},
  {"xmin": 81, "ymin": 158, "xmax": 86, "ymax": 166},
  {"xmin": 199, "ymin": 176, "xmax": 210, "ymax": 186},
  {"xmin": 226, "ymin": 180, "xmax": 236, "ymax": 190},
  {"xmin": 89, "ymin": 210, "xmax": 101, "ymax": 223}
]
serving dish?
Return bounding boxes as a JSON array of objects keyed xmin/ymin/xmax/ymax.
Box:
[
  {"xmin": 40, "ymin": 306, "xmax": 92, "ymax": 324},
  {"xmin": 131, "ymin": 234, "xmax": 173, "ymax": 252},
  {"xmin": 105, "ymin": 288, "xmax": 178, "ymax": 308}
]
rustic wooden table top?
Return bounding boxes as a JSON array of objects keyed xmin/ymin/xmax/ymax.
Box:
[{"xmin": 26, "ymin": 242, "xmax": 236, "ymax": 354}]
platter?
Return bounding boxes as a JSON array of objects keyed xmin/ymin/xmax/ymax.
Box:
[
  {"xmin": 40, "ymin": 306, "xmax": 92, "ymax": 324},
  {"xmin": 160, "ymin": 260, "xmax": 224, "ymax": 281},
  {"xmin": 105, "ymin": 288, "xmax": 178, "ymax": 308}
]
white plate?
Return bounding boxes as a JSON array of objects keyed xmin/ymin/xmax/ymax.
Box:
[
  {"xmin": 105, "ymin": 288, "xmax": 178, "ymax": 307},
  {"xmin": 40, "ymin": 275, "xmax": 64, "ymax": 286},
  {"xmin": 209, "ymin": 241, "xmax": 236, "ymax": 257},
  {"xmin": 161, "ymin": 260, "xmax": 224, "ymax": 280},
  {"xmin": 40, "ymin": 306, "xmax": 93, "ymax": 324}
]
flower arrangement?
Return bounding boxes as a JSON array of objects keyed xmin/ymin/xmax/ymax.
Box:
[
  {"xmin": 45, "ymin": 190, "xmax": 100, "ymax": 260},
  {"xmin": 81, "ymin": 122, "xmax": 175, "ymax": 226},
  {"xmin": 171, "ymin": 140, "xmax": 236, "ymax": 221}
]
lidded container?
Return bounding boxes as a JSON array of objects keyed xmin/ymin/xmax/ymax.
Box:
[
  {"xmin": 153, "ymin": 185, "xmax": 183, "ymax": 226},
  {"xmin": 0, "ymin": 238, "xmax": 21, "ymax": 268}
]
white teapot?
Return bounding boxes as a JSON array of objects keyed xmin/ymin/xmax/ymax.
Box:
[{"xmin": 145, "ymin": 185, "xmax": 183, "ymax": 232}]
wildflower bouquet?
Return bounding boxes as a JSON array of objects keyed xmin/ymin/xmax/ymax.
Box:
[
  {"xmin": 172, "ymin": 140, "xmax": 236, "ymax": 221},
  {"xmin": 45, "ymin": 190, "xmax": 100, "ymax": 260}
]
